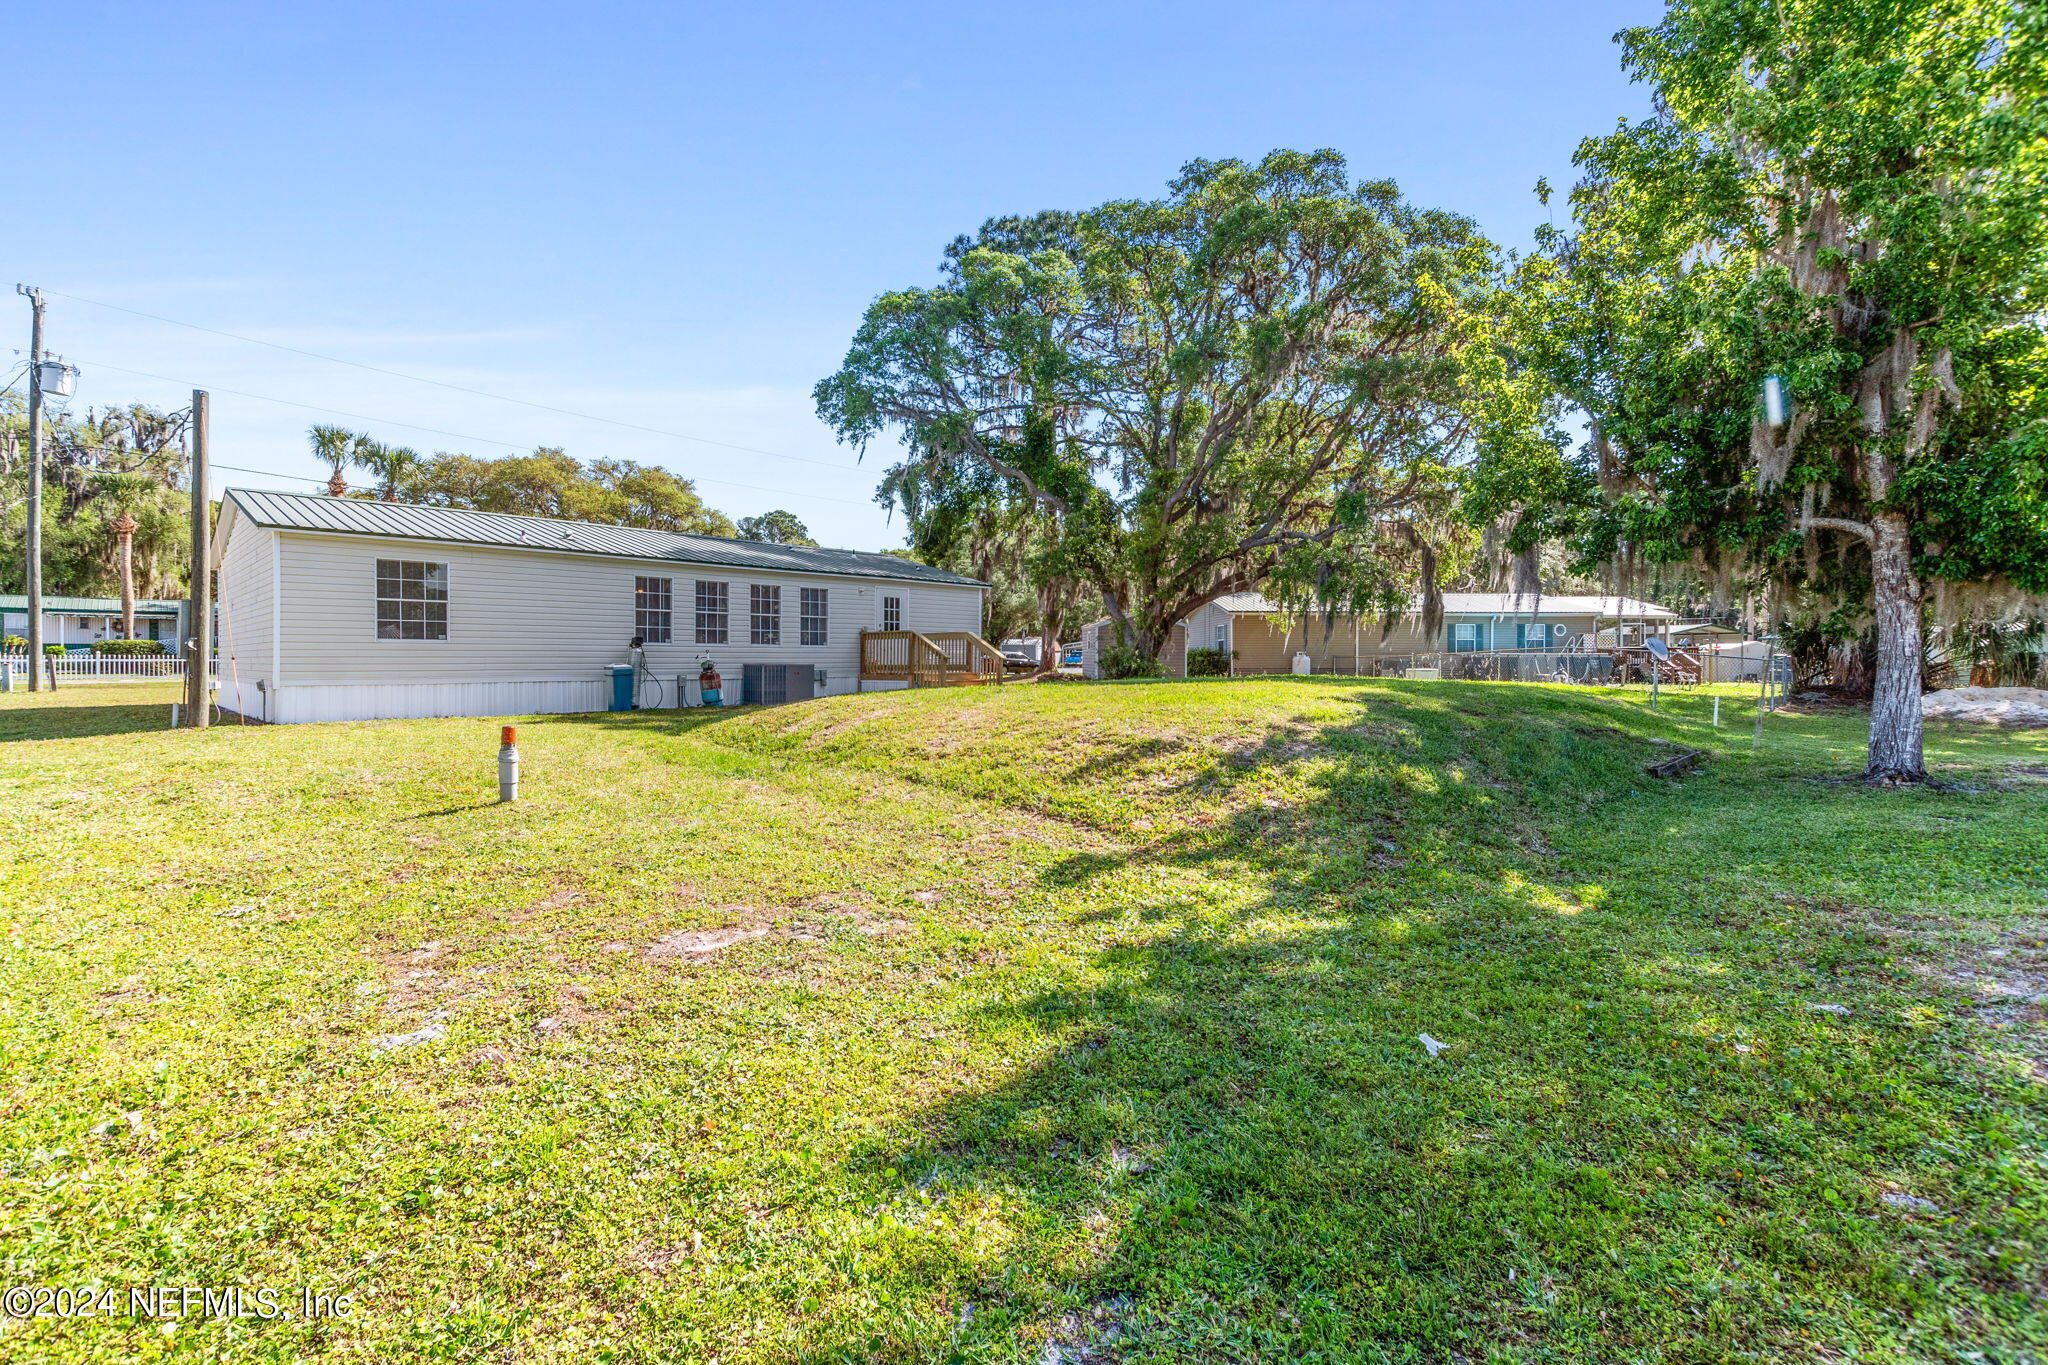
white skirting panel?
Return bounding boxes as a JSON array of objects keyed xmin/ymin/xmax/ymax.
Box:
[
  {"xmin": 270, "ymin": 678, "xmax": 609, "ymax": 724},
  {"xmin": 217, "ymin": 678, "xmax": 268, "ymax": 721}
]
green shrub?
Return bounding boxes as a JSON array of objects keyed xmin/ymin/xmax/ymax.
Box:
[
  {"xmin": 91, "ymin": 638, "xmax": 168, "ymax": 656},
  {"xmin": 43, "ymin": 643, "xmax": 67, "ymax": 657},
  {"xmin": 1099, "ymin": 641, "xmax": 1166, "ymax": 680},
  {"xmin": 1, "ymin": 635, "xmax": 24, "ymax": 654},
  {"xmin": 1186, "ymin": 646, "xmax": 1232, "ymax": 677}
]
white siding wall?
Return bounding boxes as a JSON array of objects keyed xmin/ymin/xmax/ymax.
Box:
[
  {"xmin": 216, "ymin": 515, "xmax": 275, "ymax": 720},
  {"xmin": 246, "ymin": 530, "xmax": 983, "ymax": 722}
]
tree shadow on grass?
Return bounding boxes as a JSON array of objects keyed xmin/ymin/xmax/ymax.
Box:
[
  {"xmin": 789, "ymin": 690, "xmax": 2031, "ymax": 1361},
  {"xmin": 0, "ymin": 699, "xmax": 180, "ymax": 741}
]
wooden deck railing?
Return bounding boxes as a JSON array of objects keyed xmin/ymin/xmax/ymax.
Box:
[{"xmin": 859, "ymin": 630, "xmax": 1006, "ymax": 687}]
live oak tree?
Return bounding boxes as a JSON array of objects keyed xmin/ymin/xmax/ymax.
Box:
[
  {"xmin": 1476, "ymin": 0, "xmax": 2048, "ymax": 782},
  {"xmin": 735, "ymin": 510, "xmax": 817, "ymax": 546},
  {"xmin": 817, "ymin": 150, "xmax": 1495, "ymax": 664}
]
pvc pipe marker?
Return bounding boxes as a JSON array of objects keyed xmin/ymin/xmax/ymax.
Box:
[{"xmin": 499, "ymin": 725, "xmax": 521, "ymax": 802}]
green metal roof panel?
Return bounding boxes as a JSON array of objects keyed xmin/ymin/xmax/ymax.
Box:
[
  {"xmin": 223, "ymin": 488, "xmax": 986, "ymax": 588},
  {"xmin": 0, "ymin": 595, "xmax": 183, "ymax": 615}
]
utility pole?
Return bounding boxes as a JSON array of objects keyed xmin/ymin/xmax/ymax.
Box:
[
  {"xmin": 16, "ymin": 286, "xmax": 45, "ymax": 691},
  {"xmin": 184, "ymin": 390, "xmax": 212, "ymax": 728}
]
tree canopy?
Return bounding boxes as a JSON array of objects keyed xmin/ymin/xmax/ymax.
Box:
[
  {"xmin": 817, "ymin": 149, "xmax": 1497, "ymax": 660},
  {"xmin": 735, "ymin": 510, "xmax": 816, "ymax": 545},
  {"xmin": 1473, "ymin": 0, "xmax": 2048, "ymax": 780},
  {"xmin": 1, "ymin": 398, "xmax": 192, "ymax": 599},
  {"xmin": 306, "ymin": 428, "xmax": 738, "ymax": 538}
]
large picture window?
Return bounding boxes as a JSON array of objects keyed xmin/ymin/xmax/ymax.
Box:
[
  {"xmin": 375, "ymin": 559, "xmax": 448, "ymax": 640},
  {"xmin": 799, "ymin": 587, "xmax": 828, "ymax": 647},
  {"xmin": 694, "ymin": 581, "xmax": 728, "ymax": 644},
  {"xmin": 635, "ymin": 577, "xmax": 672, "ymax": 643},
  {"xmin": 750, "ymin": 584, "xmax": 781, "ymax": 645}
]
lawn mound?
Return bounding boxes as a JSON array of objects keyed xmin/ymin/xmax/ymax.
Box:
[{"xmin": 708, "ymin": 677, "xmax": 1696, "ymax": 864}]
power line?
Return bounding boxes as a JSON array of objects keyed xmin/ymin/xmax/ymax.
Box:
[
  {"xmin": 76, "ymin": 356, "xmax": 530, "ymax": 447},
  {"xmin": 212, "ymin": 462, "xmax": 332, "ymax": 486},
  {"xmin": 44, "ymin": 288, "xmax": 859, "ymax": 473},
  {"xmin": 67, "ymin": 355, "xmax": 867, "ymax": 507}
]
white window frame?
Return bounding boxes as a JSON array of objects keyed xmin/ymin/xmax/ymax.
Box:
[
  {"xmin": 375, "ymin": 559, "xmax": 449, "ymax": 641},
  {"xmin": 694, "ymin": 580, "xmax": 729, "ymax": 645},
  {"xmin": 635, "ymin": 576, "xmax": 673, "ymax": 643},
  {"xmin": 1450, "ymin": 622, "xmax": 1482, "ymax": 653},
  {"xmin": 750, "ymin": 584, "xmax": 782, "ymax": 646},
  {"xmin": 799, "ymin": 587, "xmax": 829, "ymax": 647},
  {"xmin": 882, "ymin": 595, "xmax": 902, "ymax": 631}
]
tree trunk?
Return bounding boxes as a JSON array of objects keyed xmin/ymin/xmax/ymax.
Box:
[
  {"xmin": 1036, "ymin": 621, "xmax": 1060, "ymax": 676},
  {"xmin": 1864, "ymin": 511, "xmax": 1926, "ymax": 782},
  {"xmin": 114, "ymin": 513, "xmax": 139, "ymax": 639}
]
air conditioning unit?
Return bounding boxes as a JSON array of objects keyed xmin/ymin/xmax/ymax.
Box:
[{"xmin": 740, "ymin": 663, "xmax": 817, "ymax": 705}]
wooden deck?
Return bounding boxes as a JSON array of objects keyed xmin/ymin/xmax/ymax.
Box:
[{"xmin": 858, "ymin": 630, "xmax": 1007, "ymax": 687}]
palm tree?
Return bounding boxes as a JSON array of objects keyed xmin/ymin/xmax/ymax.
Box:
[
  {"xmin": 352, "ymin": 439, "xmax": 423, "ymax": 501},
  {"xmin": 308, "ymin": 425, "xmax": 354, "ymax": 496},
  {"xmin": 111, "ymin": 510, "xmax": 140, "ymax": 638}
]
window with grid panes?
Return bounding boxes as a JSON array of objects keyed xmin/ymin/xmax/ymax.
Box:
[
  {"xmin": 799, "ymin": 587, "xmax": 828, "ymax": 646},
  {"xmin": 750, "ymin": 584, "xmax": 781, "ymax": 645},
  {"xmin": 634, "ymin": 577, "xmax": 672, "ymax": 642},
  {"xmin": 375, "ymin": 560, "xmax": 448, "ymax": 640},
  {"xmin": 694, "ymin": 581, "xmax": 728, "ymax": 644}
]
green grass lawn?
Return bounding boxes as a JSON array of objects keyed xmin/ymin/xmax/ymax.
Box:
[{"xmin": 1, "ymin": 678, "xmax": 2043, "ymax": 1363}]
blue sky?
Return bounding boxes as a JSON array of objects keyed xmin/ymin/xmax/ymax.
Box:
[{"xmin": 7, "ymin": 1, "xmax": 1656, "ymax": 550}]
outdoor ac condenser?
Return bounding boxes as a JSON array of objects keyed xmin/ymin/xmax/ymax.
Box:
[{"xmin": 740, "ymin": 663, "xmax": 817, "ymax": 705}]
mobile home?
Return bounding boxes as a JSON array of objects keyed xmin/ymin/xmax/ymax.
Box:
[{"xmin": 211, "ymin": 489, "xmax": 988, "ymax": 723}]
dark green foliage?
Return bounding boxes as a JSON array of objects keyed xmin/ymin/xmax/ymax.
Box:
[
  {"xmin": 1098, "ymin": 641, "xmax": 1167, "ymax": 680},
  {"xmin": 1185, "ymin": 646, "xmax": 1231, "ymax": 677},
  {"xmin": 89, "ymin": 638, "xmax": 167, "ymax": 656},
  {"xmin": 819, "ymin": 150, "xmax": 1494, "ymax": 663},
  {"xmin": 0, "ymin": 398, "xmax": 192, "ymax": 599},
  {"xmin": 304, "ymin": 427, "xmax": 738, "ymax": 537},
  {"xmin": 734, "ymin": 510, "xmax": 816, "ymax": 546},
  {"xmin": 1475, "ymin": 0, "xmax": 2048, "ymax": 778}
]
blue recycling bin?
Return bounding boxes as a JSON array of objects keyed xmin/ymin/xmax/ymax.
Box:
[{"xmin": 608, "ymin": 664, "xmax": 636, "ymax": 711}]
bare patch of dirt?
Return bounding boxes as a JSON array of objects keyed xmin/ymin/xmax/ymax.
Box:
[
  {"xmin": 622, "ymin": 1238, "xmax": 700, "ymax": 1274},
  {"xmin": 1039, "ymin": 1295, "xmax": 1135, "ymax": 1364},
  {"xmin": 646, "ymin": 926, "xmax": 776, "ymax": 958},
  {"xmin": 1219, "ymin": 724, "xmax": 1332, "ymax": 767}
]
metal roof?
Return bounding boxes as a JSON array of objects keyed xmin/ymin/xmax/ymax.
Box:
[
  {"xmin": 1209, "ymin": 591, "xmax": 1678, "ymax": 619},
  {"xmin": 221, "ymin": 488, "xmax": 985, "ymax": 588},
  {"xmin": 0, "ymin": 594, "xmax": 182, "ymax": 616}
]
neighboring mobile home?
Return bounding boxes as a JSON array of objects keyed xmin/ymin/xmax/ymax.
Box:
[
  {"xmin": 1083, "ymin": 591, "xmax": 1681, "ymax": 678},
  {"xmin": 1, "ymin": 594, "xmax": 185, "ymax": 650},
  {"xmin": 211, "ymin": 489, "xmax": 988, "ymax": 723}
]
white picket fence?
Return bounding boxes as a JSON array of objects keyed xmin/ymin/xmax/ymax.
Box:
[{"xmin": 3, "ymin": 653, "xmax": 197, "ymax": 685}]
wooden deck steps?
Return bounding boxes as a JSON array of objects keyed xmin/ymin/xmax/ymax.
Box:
[{"xmin": 858, "ymin": 630, "xmax": 1007, "ymax": 688}]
